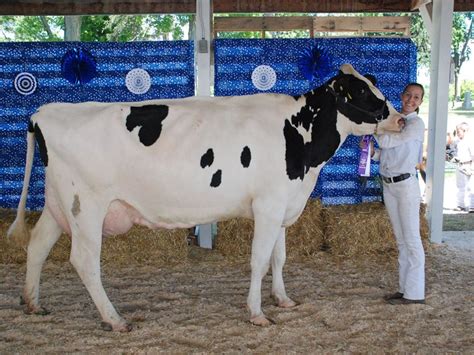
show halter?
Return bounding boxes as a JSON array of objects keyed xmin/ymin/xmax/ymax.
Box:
[{"xmin": 325, "ymin": 85, "xmax": 387, "ymax": 131}]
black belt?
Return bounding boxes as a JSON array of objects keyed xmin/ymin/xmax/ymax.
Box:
[{"xmin": 382, "ymin": 173, "xmax": 412, "ymax": 184}]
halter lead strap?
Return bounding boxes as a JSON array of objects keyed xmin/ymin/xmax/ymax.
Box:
[{"xmin": 326, "ymin": 85, "xmax": 387, "ymax": 123}]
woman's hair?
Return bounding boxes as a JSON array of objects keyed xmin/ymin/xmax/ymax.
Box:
[{"xmin": 402, "ymin": 82, "xmax": 424, "ymax": 113}]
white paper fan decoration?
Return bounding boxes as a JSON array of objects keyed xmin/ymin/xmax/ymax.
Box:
[
  {"xmin": 125, "ymin": 68, "xmax": 151, "ymax": 95},
  {"xmin": 14, "ymin": 72, "xmax": 37, "ymax": 96},
  {"xmin": 251, "ymin": 65, "xmax": 277, "ymax": 91}
]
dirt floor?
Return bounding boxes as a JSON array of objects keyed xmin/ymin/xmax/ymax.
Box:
[{"xmin": 1, "ymin": 240, "xmax": 473, "ymax": 353}]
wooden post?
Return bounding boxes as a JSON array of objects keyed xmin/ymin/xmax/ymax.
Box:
[
  {"xmin": 195, "ymin": 0, "xmax": 211, "ymax": 97},
  {"xmin": 195, "ymin": 0, "xmax": 214, "ymax": 249},
  {"xmin": 425, "ymin": 0, "xmax": 454, "ymax": 244}
]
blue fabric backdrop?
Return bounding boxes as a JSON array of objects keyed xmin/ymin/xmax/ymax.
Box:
[
  {"xmin": 214, "ymin": 38, "xmax": 417, "ymax": 205},
  {"xmin": 0, "ymin": 41, "xmax": 194, "ymax": 209}
]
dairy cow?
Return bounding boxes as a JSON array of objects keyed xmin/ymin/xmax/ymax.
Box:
[{"xmin": 8, "ymin": 64, "xmax": 403, "ymax": 331}]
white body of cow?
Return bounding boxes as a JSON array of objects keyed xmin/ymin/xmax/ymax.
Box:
[{"xmin": 8, "ymin": 64, "xmax": 403, "ymax": 331}]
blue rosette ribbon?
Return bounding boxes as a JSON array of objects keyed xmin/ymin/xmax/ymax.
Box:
[
  {"xmin": 61, "ymin": 48, "xmax": 97, "ymax": 85},
  {"xmin": 298, "ymin": 45, "xmax": 332, "ymax": 81}
]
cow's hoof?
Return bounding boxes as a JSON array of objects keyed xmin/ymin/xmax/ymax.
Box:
[
  {"xmin": 276, "ymin": 298, "xmax": 299, "ymax": 308},
  {"xmin": 24, "ymin": 305, "xmax": 50, "ymax": 316},
  {"xmin": 101, "ymin": 321, "xmax": 133, "ymax": 332},
  {"xmin": 250, "ymin": 315, "xmax": 275, "ymax": 326}
]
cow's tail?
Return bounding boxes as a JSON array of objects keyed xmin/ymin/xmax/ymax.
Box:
[{"xmin": 7, "ymin": 122, "xmax": 36, "ymax": 249}]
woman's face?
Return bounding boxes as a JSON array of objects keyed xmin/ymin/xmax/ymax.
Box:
[{"xmin": 400, "ymin": 85, "xmax": 423, "ymax": 115}]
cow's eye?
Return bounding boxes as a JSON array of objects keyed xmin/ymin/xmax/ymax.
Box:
[{"xmin": 352, "ymin": 87, "xmax": 366, "ymax": 97}]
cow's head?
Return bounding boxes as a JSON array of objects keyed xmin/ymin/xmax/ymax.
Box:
[
  {"xmin": 327, "ymin": 64, "xmax": 404, "ymax": 135},
  {"xmin": 284, "ymin": 64, "xmax": 404, "ymax": 181}
]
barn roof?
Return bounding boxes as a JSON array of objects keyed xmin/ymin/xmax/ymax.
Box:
[{"xmin": 1, "ymin": 0, "xmax": 474, "ymax": 16}]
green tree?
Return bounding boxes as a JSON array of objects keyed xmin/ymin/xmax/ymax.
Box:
[
  {"xmin": 410, "ymin": 13, "xmax": 431, "ymax": 67},
  {"xmin": 451, "ymin": 13, "xmax": 473, "ymax": 100},
  {"xmin": 410, "ymin": 12, "xmax": 473, "ymax": 101},
  {"xmin": 0, "ymin": 15, "xmax": 192, "ymax": 42},
  {"xmin": 0, "ymin": 16, "xmax": 63, "ymax": 41}
]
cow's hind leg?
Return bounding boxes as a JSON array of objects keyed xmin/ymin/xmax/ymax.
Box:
[
  {"xmin": 271, "ymin": 228, "xmax": 298, "ymax": 308},
  {"xmin": 22, "ymin": 207, "xmax": 62, "ymax": 315},
  {"xmin": 69, "ymin": 204, "xmax": 132, "ymax": 332},
  {"xmin": 248, "ymin": 199, "xmax": 285, "ymax": 326}
]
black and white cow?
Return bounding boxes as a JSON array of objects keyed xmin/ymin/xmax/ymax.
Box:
[{"xmin": 8, "ymin": 64, "xmax": 403, "ymax": 331}]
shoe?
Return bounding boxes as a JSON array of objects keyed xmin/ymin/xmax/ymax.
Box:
[
  {"xmin": 388, "ymin": 297, "xmax": 425, "ymax": 305},
  {"xmin": 383, "ymin": 292, "xmax": 403, "ymax": 301}
]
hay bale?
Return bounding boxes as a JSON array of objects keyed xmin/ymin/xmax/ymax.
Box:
[
  {"xmin": 215, "ymin": 218, "xmax": 253, "ymax": 260},
  {"xmin": 0, "ymin": 208, "xmax": 188, "ymax": 265},
  {"xmin": 215, "ymin": 199, "xmax": 325, "ymax": 260},
  {"xmin": 324, "ymin": 202, "xmax": 430, "ymax": 259},
  {"xmin": 0, "ymin": 201, "xmax": 431, "ymax": 265},
  {"xmin": 0, "ymin": 209, "xmax": 41, "ymax": 264},
  {"xmin": 46, "ymin": 228, "xmax": 189, "ymax": 266},
  {"xmin": 286, "ymin": 199, "xmax": 325, "ymax": 258},
  {"xmin": 101, "ymin": 227, "xmax": 188, "ymax": 266}
]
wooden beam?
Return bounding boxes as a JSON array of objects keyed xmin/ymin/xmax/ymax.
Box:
[
  {"xmin": 0, "ymin": 0, "xmax": 196, "ymax": 15},
  {"xmin": 411, "ymin": 0, "xmax": 432, "ymax": 11},
  {"xmin": 314, "ymin": 16, "xmax": 410, "ymax": 35},
  {"xmin": 0, "ymin": 0, "xmax": 473, "ymax": 16},
  {"xmin": 214, "ymin": 16, "xmax": 314, "ymax": 32},
  {"xmin": 215, "ymin": 16, "xmax": 411, "ymax": 36},
  {"xmin": 213, "ymin": 0, "xmax": 414, "ymax": 13},
  {"xmin": 418, "ymin": 2, "xmax": 433, "ymax": 38}
]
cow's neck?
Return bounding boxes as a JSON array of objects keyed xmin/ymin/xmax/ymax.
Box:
[{"xmin": 284, "ymin": 84, "xmax": 346, "ymax": 181}]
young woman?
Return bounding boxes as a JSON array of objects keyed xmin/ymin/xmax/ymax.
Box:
[{"xmin": 371, "ymin": 83, "xmax": 426, "ymax": 304}]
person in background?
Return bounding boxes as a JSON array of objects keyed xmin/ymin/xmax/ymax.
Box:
[
  {"xmin": 451, "ymin": 122, "xmax": 474, "ymax": 212},
  {"xmin": 363, "ymin": 82, "xmax": 426, "ymax": 305}
]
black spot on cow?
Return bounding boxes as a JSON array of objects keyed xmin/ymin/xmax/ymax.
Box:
[
  {"xmin": 284, "ymin": 84, "xmax": 341, "ymax": 181},
  {"xmin": 200, "ymin": 148, "xmax": 214, "ymax": 168},
  {"xmin": 34, "ymin": 123, "xmax": 48, "ymax": 167},
  {"xmin": 240, "ymin": 146, "xmax": 251, "ymax": 168},
  {"xmin": 284, "ymin": 120, "xmax": 306, "ymax": 180},
  {"xmin": 284, "ymin": 72, "xmax": 390, "ymax": 181},
  {"xmin": 210, "ymin": 169, "xmax": 222, "ymax": 188},
  {"xmin": 126, "ymin": 105, "xmax": 169, "ymax": 146},
  {"xmin": 291, "ymin": 105, "xmax": 313, "ymax": 131}
]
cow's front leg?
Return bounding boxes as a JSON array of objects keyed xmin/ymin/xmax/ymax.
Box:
[
  {"xmin": 69, "ymin": 204, "xmax": 132, "ymax": 332},
  {"xmin": 271, "ymin": 228, "xmax": 298, "ymax": 308},
  {"xmin": 248, "ymin": 199, "xmax": 285, "ymax": 326}
]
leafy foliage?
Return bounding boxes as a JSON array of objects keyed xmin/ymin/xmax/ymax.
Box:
[
  {"xmin": 410, "ymin": 13, "xmax": 431, "ymax": 67},
  {"xmin": 0, "ymin": 16, "xmax": 63, "ymax": 41},
  {"xmin": 0, "ymin": 15, "xmax": 192, "ymax": 42}
]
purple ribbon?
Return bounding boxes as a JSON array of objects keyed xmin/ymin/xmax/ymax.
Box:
[{"xmin": 358, "ymin": 135, "xmax": 372, "ymax": 177}]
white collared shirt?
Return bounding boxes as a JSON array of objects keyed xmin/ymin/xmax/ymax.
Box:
[
  {"xmin": 373, "ymin": 112, "xmax": 425, "ymax": 177},
  {"xmin": 453, "ymin": 133, "xmax": 474, "ymax": 163}
]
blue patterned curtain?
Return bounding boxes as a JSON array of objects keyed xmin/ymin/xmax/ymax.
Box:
[
  {"xmin": 0, "ymin": 41, "xmax": 194, "ymax": 209},
  {"xmin": 214, "ymin": 38, "xmax": 417, "ymax": 205}
]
